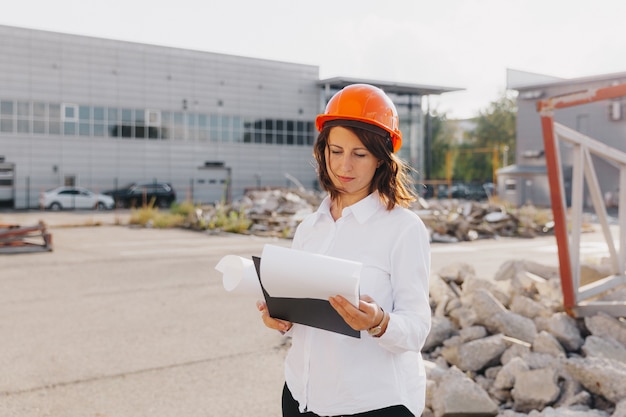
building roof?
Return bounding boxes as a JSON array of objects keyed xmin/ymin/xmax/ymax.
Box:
[
  {"xmin": 507, "ymin": 68, "xmax": 626, "ymax": 91},
  {"xmin": 318, "ymin": 76, "xmax": 463, "ymax": 96}
]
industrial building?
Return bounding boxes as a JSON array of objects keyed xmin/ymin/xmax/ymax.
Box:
[
  {"xmin": 502, "ymin": 68, "xmax": 626, "ymax": 207},
  {"xmin": 0, "ymin": 25, "xmax": 458, "ymax": 209}
]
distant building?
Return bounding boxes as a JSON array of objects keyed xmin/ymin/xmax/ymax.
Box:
[
  {"xmin": 501, "ymin": 68, "xmax": 626, "ymax": 207},
  {"xmin": 0, "ymin": 25, "xmax": 459, "ymax": 209}
]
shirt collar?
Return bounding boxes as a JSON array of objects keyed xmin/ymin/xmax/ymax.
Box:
[{"xmin": 314, "ymin": 192, "xmax": 384, "ymax": 225}]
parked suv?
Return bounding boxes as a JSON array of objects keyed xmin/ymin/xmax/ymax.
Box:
[{"xmin": 103, "ymin": 182, "xmax": 176, "ymax": 208}]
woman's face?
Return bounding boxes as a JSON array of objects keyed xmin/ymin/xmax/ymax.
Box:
[{"xmin": 326, "ymin": 126, "xmax": 380, "ymax": 200}]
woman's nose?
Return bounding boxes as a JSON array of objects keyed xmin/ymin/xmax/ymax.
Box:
[{"xmin": 340, "ymin": 155, "xmax": 352, "ymax": 171}]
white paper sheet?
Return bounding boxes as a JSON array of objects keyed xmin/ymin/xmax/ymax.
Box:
[
  {"xmin": 260, "ymin": 244, "xmax": 361, "ymax": 306},
  {"xmin": 214, "ymin": 245, "xmax": 362, "ymax": 306},
  {"xmin": 215, "ymin": 254, "xmax": 263, "ymax": 298}
]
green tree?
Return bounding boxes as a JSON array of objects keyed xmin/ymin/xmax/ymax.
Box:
[
  {"xmin": 425, "ymin": 110, "xmax": 455, "ymax": 180},
  {"xmin": 449, "ymin": 93, "xmax": 517, "ymax": 183}
]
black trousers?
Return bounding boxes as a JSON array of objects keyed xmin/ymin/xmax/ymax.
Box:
[{"xmin": 282, "ymin": 384, "xmax": 414, "ymax": 417}]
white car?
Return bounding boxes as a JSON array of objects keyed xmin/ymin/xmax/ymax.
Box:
[{"xmin": 39, "ymin": 186, "xmax": 115, "ymax": 210}]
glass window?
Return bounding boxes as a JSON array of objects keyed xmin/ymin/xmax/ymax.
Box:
[
  {"xmin": 34, "ymin": 120, "xmax": 46, "ymax": 134},
  {"xmin": 172, "ymin": 112, "xmax": 184, "ymax": 140},
  {"xmin": 63, "ymin": 104, "xmax": 78, "ymax": 121},
  {"xmin": 49, "ymin": 103, "xmax": 61, "ymax": 118},
  {"xmin": 243, "ymin": 120, "xmax": 252, "ymax": 143},
  {"xmin": 17, "ymin": 119, "xmax": 30, "ymax": 133},
  {"xmin": 64, "ymin": 121, "xmax": 76, "ymax": 135},
  {"xmin": 210, "ymin": 114, "xmax": 219, "ymax": 142},
  {"xmin": 34, "ymin": 102, "xmax": 46, "ymax": 118},
  {"xmin": 49, "ymin": 121, "xmax": 61, "ymax": 135},
  {"xmin": 134, "ymin": 109, "xmax": 145, "ymax": 124},
  {"xmin": 221, "ymin": 115, "xmax": 231, "ymax": 142},
  {"xmin": 121, "ymin": 109, "xmax": 133, "ymax": 138},
  {"xmin": 79, "ymin": 122, "xmax": 90, "ymax": 136},
  {"xmin": 197, "ymin": 114, "xmax": 208, "ymax": 141},
  {"xmin": 296, "ymin": 121, "xmax": 305, "ymax": 145},
  {"xmin": 79, "ymin": 106, "xmax": 90, "ymax": 121},
  {"xmin": 187, "ymin": 113, "xmax": 197, "ymax": 140},
  {"xmin": 122, "ymin": 109, "xmax": 133, "ymax": 123},
  {"xmin": 94, "ymin": 107, "xmax": 105, "ymax": 121},
  {"xmin": 232, "ymin": 116, "xmax": 243, "ymax": 142},
  {"xmin": 146, "ymin": 109, "xmax": 161, "ymax": 126},
  {"xmin": 0, "ymin": 119, "xmax": 13, "ymax": 132},
  {"xmin": 17, "ymin": 102, "xmax": 30, "ymax": 134},
  {"xmin": 0, "ymin": 101, "xmax": 15, "ymax": 133},
  {"xmin": 286, "ymin": 121, "xmax": 295, "ymax": 145},
  {"xmin": 307, "ymin": 121, "xmax": 315, "ymax": 145},
  {"xmin": 135, "ymin": 109, "xmax": 146, "ymax": 138},
  {"xmin": 108, "ymin": 108, "xmax": 118, "ymax": 123},
  {"xmin": 108, "ymin": 108, "xmax": 119, "ymax": 137},
  {"xmin": 147, "ymin": 126, "xmax": 159, "ymax": 139},
  {"xmin": 17, "ymin": 101, "xmax": 30, "ymax": 117},
  {"xmin": 160, "ymin": 111, "xmax": 170, "ymax": 140},
  {"xmin": 93, "ymin": 124, "xmax": 105, "ymax": 137},
  {"xmin": 1, "ymin": 101, "xmax": 14, "ymax": 116},
  {"xmin": 198, "ymin": 114, "xmax": 208, "ymax": 128},
  {"xmin": 49, "ymin": 104, "xmax": 61, "ymax": 135}
]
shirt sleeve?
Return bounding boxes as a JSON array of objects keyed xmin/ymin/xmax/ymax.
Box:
[{"xmin": 377, "ymin": 218, "xmax": 431, "ymax": 354}]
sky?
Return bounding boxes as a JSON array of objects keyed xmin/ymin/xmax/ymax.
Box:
[{"xmin": 2, "ymin": 0, "xmax": 626, "ymax": 119}]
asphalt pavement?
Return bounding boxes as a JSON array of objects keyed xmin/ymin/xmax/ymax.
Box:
[{"xmin": 0, "ymin": 210, "xmax": 618, "ymax": 417}]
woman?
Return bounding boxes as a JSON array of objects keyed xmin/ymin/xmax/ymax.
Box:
[{"xmin": 258, "ymin": 84, "xmax": 431, "ymax": 417}]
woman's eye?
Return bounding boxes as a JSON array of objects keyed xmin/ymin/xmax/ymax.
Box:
[
  {"xmin": 355, "ymin": 153, "xmax": 367, "ymax": 158},
  {"xmin": 330, "ymin": 150, "xmax": 342, "ymax": 155}
]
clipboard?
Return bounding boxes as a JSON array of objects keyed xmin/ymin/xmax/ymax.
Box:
[{"xmin": 253, "ymin": 256, "xmax": 360, "ymax": 338}]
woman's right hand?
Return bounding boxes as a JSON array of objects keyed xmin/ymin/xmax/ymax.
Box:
[{"xmin": 257, "ymin": 300, "xmax": 293, "ymax": 332}]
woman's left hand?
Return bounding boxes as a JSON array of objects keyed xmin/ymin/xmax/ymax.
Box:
[{"xmin": 329, "ymin": 294, "xmax": 382, "ymax": 331}]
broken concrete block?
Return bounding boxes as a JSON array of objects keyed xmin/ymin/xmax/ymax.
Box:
[
  {"xmin": 509, "ymin": 294, "xmax": 552, "ymax": 319},
  {"xmin": 431, "ymin": 367, "xmax": 498, "ymax": 417},
  {"xmin": 424, "ymin": 316, "xmax": 455, "ymax": 352},
  {"xmin": 501, "ymin": 343, "xmax": 532, "ymax": 366},
  {"xmin": 535, "ymin": 313, "xmax": 583, "ymax": 351},
  {"xmin": 466, "ymin": 288, "xmax": 508, "ymax": 329},
  {"xmin": 437, "ymin": 262, "xmax": 476, "ymax": 285},
  {"xmin": 564, "ymin": 356, "xmax": 626, "ymax": 404},
  {"xmin": 532, "ymin": 330, "xmax": 566, "ymax": 358},
  {"xmin": 443, "ymin": 334, "xmax": 507, "ymax": 372},
  {"xmin": 459, "ymin": 325, "xmax": 488, "ymax": 343},
  {"xmin": 490, "ymin": 311, "xmax": 538, "ymax": 344},
  {"xmin": 581, "ymin": 334, "xmax": 626, "ymax": 364},
  {"xmin": 494, "ymin": 356, "xmax": 529, "ymax": 390},
  {"xmin": 461, "ymin": 275, "xmax": 510, "ymax": 306},
  {"xmin": 584, "ymin": 312, "xmax": 626, "ymax": 348},
  {"xmin": 512, "ymin": 367, "xmax": 560, "ymax": 412}
]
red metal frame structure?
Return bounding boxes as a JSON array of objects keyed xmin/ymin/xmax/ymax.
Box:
[
  {"xmin": 537, "ymin": 83, "xmax": 626, "ymax": 317},
  {"xmin": 0, "ymin": 221, "xmax": 53, "ymax": 254}
]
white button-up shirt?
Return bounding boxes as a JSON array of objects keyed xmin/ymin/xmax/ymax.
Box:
[{"xmin": 285, "ymin": 192, "xmax": 431, "ymax": 416}]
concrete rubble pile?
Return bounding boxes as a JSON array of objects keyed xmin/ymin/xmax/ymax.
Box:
[
  {"xmin": 417, "ymin": 198, "xmax": 559, "ymax": 243},
  {"xmin": 201, "ymin": 188, "xmax": 560, "ymax": 241},
  {"xmin": 422, "ymin": 259, "xmax": 626, "ymax": 417}
]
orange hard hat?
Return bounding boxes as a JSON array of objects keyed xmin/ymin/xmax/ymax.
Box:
[{"xmin": 315, "ymin": 84, "xmax": 402, "ymax": 153}]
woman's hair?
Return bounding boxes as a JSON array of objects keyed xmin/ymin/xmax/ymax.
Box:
[{"xmin": 313, "ymin": 124, "xmax": 417, "ymax": 210}]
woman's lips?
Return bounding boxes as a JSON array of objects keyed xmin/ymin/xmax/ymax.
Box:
[{"xmin": 337, "ymin": 176, "xmax": 353, "ymax": 183}]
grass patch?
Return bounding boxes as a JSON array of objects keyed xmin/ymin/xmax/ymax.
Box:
[{"xmin": 126, "ymin": 199, "xmax": 252, "ymax": 233}]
